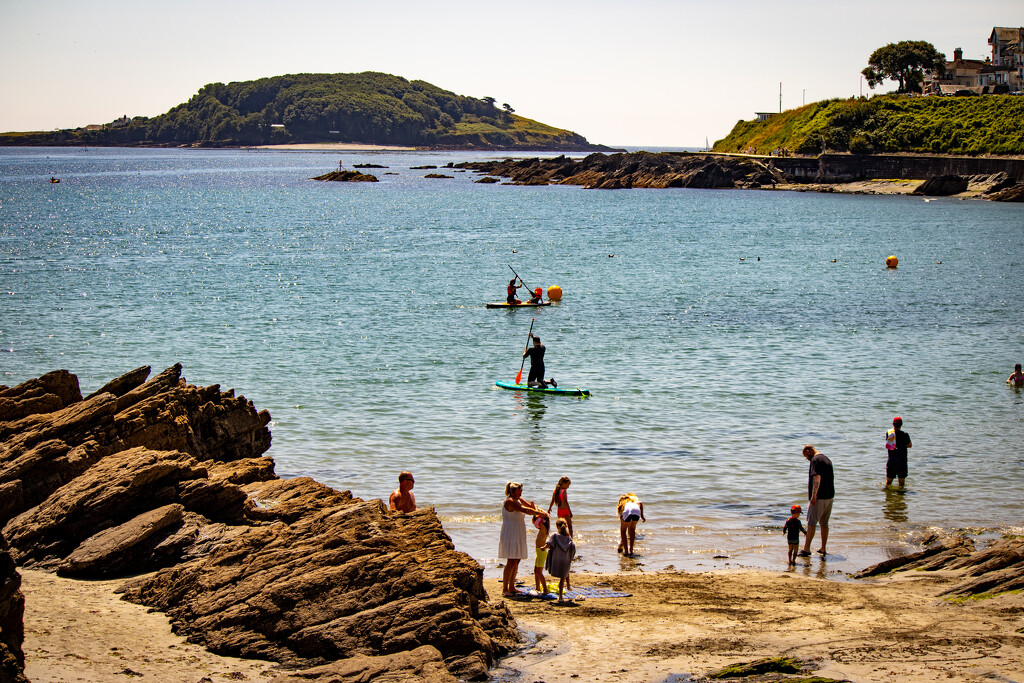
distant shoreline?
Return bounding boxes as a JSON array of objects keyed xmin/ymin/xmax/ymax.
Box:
[{"xmin": 253, "ymin": 142, "xmax": 418, "ymax": 151}]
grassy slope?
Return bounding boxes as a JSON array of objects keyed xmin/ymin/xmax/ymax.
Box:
[{"xmin": 713, "ymin": 94, "xmax": 1024, "ymax": 156}]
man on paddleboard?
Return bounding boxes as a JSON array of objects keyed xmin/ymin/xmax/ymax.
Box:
[
  {"xmin": 523, "ymin": 335, "xmax": 556, "ymax": 388},
  {"xmin": 507, "ymin": 277, "xmax": 522, "ymax": 305}
]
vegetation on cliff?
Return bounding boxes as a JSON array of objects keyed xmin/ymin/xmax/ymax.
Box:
[
  {"xmin": 714, "ymin": 94, "xmax": 1024, "ymax": 156},
  {"xmin": 0, "ymin": 72, "xmax": 612, "ymax": 151}
]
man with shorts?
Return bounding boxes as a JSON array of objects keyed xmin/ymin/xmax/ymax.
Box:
[
  {"xmin": 799, "ymin": 445, "xmax": 834, "ymax": 558},
  {"xmin": 885, "ymin": 416, "xmax": 912, "ymax": 488}
]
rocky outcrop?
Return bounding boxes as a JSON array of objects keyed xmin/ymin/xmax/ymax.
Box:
[
  {"xmin": 456, "ymin": 152, "xmax": 784, "ymax": 190},
  {"xmin": 0, "ymin": 366, "xmax": 517, "ymax": 680},
  {"xmin": 311, "ymin": 170, "xmax": 379, "ymax": 182},
  {"xmin": 856, "ymin": 533, "xmax": 1024, "ymax": 599},
  {"xmin": 0, "ymin": 533, "xmax": 28, "ymax": 683},
  {"xmin": 912, "ymin": 174, "xmax": 970, "ymax": 196},
  {"xmin": 990, "ymin": 184, "xmax": 1024, "ymax": 202}
]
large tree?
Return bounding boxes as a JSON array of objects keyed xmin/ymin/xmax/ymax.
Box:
[{"xmin": 862, "ymin": 40, "xmax": 945, "ymax": 94}]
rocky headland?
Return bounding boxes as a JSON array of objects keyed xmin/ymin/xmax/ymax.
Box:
[
  {"xmin": 457, "ymin": 151, "xmax": 1024, "ymax": 200},
  {"xmin": 456, "ymin": 152, "xmax": 784, "ymax": 189},
  {"xmin": 0, "ymin": 365, "xmax": 517, "ymax": 682}
]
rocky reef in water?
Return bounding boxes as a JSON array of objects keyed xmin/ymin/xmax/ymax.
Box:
[
  {"xmin": 0, "ymin": 365, "xmax": 516, "ymax": 681},
  {"xmin": 456, "ymin": 151, "xmax": 785, "ymax": 189},
  {"xmin": 311, "ymin": 170, "xmax": 379, "ymax": 182}
]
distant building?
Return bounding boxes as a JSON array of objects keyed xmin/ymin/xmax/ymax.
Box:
[
  {"xmin": 989, "ymin": 27, "xmax": 1023, "ymax": 89},
  {"xmin": 924, "ymin": 27, "xmax": 1023, "ymax": 94},
  {"xmin": 754, "ymin": 112, "xmax": 777, "ymax": 122}
]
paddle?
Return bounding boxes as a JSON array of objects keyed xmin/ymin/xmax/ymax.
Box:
[
  {"xmin": 515, "ymin": 318, "xmax": 536, "ymax": 385},
  {"xmin": 507, "ymin": 264, "xmax": 536, "ymax": 301}
]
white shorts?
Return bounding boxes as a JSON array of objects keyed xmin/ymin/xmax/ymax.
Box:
[{"xmin": 807, "ymin": 498, "xmax": 833, "ymax": 527}]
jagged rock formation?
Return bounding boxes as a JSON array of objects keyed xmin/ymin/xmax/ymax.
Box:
[
  {"xmin": 457, "ymin": 152, "xmax": 785, "ymax": 189},
  {"xmin": 990, "ymin": 184, "xmax": 1024, "ymax": 202},
  {"xmin": 855, "ymin": 533, "xmax": 1024, "ymax": 598},
  {"xmin": 912, "ymin": 174, "xmax": 970, "ymax": 196},
  {"xmin": 0, "ymin": 533, "xmax": 28, "ymax": 683},
  {"xmin": 0, "ymin": 366, "xmax": 516, "ymax": 681},
  {"xmin": 311, "ymin": 170, "xmax": 379, "ymax": 182}
]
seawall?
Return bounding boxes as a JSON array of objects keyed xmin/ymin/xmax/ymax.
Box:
[{"xmin": 753, "ymin": 153, "xmax": 1024, "ymax": 183}]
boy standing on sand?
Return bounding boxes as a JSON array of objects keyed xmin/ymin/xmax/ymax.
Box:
[{"xmin": 783, "ymin": 504, "xmax": 806, "ymax": 564}]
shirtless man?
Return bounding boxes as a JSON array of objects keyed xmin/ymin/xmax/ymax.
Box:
[
  {"xmin": 389, "ymin": 471, "xmax": 416, "ymax": 513},
  {"xmin": 1008, "ymin": 363, "xmax": 1024, "ymax": 387}
]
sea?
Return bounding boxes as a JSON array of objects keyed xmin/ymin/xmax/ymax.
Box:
[{"xmin": 2, "ymin": 146, "xmax": 1023, "ymax": 581}]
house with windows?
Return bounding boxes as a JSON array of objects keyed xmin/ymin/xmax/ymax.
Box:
[
  {"xmin": 988, "ymin": 27, "xmax": 1023, "ymax": 89},
  {"xmin": 923, "ymin": 26, "xmax": 1022, "ymax": 94}
]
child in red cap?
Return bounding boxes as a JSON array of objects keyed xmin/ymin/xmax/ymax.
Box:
[{"xmin": 783, "ymin": 505, "xmax": 807, "ymax": 565}]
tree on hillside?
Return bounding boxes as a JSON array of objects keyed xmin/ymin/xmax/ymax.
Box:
[
  {"xmin": 862, "ymin": 41, "xmax": 945, "ymax": 93},
  {"xmin": 502, "ymin": 103, "xmax": 515, "ymax": 125}
]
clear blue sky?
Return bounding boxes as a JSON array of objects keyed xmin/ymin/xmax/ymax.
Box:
[{"xmin": 1, "ymin": 0, "xmax": 1019, "ymax": 146}]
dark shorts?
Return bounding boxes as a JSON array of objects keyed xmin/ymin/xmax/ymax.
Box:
[
  {"xmin": 623, "ymin": 514, "xmax": 640, "ymax": 523},
  {"xmin": 886, "ymin": 455, "xmax": 908, "ymax": 479}
]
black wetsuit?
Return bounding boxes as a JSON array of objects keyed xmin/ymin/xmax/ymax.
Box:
[{"xmin": 524, "ymin": 343, "xmax": 545, "ymax": 384}]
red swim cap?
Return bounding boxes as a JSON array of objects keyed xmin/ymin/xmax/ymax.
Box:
[{"xmin": 893, "ymin": 416, "xmax": 902, "ymax": 424}]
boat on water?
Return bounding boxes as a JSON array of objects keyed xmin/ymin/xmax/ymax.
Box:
[
  {"xmin": 494, "ymin": 379, "xmax": 590, "ymax": 397},
  {"xmin": 485, "ymin": 301, "xmax": 552, "ymax": 309}
]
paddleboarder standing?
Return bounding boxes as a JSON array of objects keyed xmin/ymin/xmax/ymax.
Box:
[{"xmin": 523, "ymin": 335, "xmax": 556, "ymax": 388}]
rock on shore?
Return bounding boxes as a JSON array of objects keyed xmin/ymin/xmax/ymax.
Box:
[
  {"xmin": 0, "ymin": 365, "xmax": 516, "ymax": 681},
  {"xmin": 456, "ymin": 152, "xmax": 784, "ymax": 189}
]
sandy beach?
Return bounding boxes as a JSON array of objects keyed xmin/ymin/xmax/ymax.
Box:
[
  {"xmin": 20, "ymin": 564, "xmax": 1024, "ymax": 683},
  {"xmin": 487, "ymin": 569, "xmax": 1024, "ymax": 682},
  {"xmin": 253, "ymin": 142, "xmax": 418, "ymax": 151}
]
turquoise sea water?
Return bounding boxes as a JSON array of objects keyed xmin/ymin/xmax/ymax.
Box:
[{"xmin": 2, "ymin": 147, "xmax": 1023, "ymax": 579}]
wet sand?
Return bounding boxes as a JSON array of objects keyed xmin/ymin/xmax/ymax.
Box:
[
  {"xmin": 20, "ymin": 565, "xmax": 1024, "ymax": 682},
  {"xmin": 487, "ymin": 569, "xmax": 1024, "ymax": 682}
]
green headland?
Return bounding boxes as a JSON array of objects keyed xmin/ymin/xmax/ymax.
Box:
[
  {"xmin": 0, "ymin": 71, "xmax": 616, "ymax": 152},
  {"xmin": 713, "ymin": 94, "xmax": 1024, "ymax": 156}
]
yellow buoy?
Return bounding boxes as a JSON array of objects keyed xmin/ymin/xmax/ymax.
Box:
[
  {"xmin": 547, "ymin": 285, "xmax": 563, "ymax": 301},
  {"xmin": 885, "ymin": 255, "xmax": 898, "ymax": 268}
]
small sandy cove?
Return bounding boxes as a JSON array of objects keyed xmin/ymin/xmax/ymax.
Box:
[{"xmin": 21, "ymin": 567, "xmax": 1024, "ymax": 682}]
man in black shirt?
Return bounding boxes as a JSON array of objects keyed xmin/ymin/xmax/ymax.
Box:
[
  {"xmin": 885, "ymin": 416, "xmax": 912, "ymax": 488},
  {"xmin": 799, "ymin": 444, "xmax": 834, "ymax": 558},
  {"xmin": 522, "ymin": 334, "xmax": 555, "ymax": 388}
]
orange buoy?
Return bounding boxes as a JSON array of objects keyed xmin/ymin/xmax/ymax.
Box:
[
  {"xmin": 885, "ymin": 255, "xmax": 898, "ymax": 268},
  {"xmin": 547, "ymin": 285, "xmax": 563, "ymax": 301}
]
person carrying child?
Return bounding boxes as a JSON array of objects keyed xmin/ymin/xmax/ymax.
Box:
[
  {"xmin": 545, "ymin": 518, "xmax": 576, "ymax": 603},
  {"xmin": 783, "ymin": 504, "xmax": 807, "ymax": 565},
  {"xmin": 532, "ymin": 515, "xmax": 551, "ymax": 596}
]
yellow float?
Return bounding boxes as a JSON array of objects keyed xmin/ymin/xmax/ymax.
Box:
[
  {"xmin": 885, "ymin": 255, "xmax": 898, "ymax": 268},
  {"xmin": 547, "ymin": 285, "xmax": 563, "ymax": 301}
]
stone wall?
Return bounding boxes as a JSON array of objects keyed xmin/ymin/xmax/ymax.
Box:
[{"xmin": 766, "ymin": 154, "xmax": 1024, "ymax": 183}]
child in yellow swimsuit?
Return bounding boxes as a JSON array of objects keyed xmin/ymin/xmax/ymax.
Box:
[{"xmin": 533, "ymin": 515, "xmax": 551, "ymax": 595}]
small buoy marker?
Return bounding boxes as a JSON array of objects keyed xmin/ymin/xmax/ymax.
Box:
[
  {"xmin": 547, "ymin": 285, "xmax": 563, "ymax": 301},
  {"xmin": 885, "ymin": 255, "xmax": 898, "ymax": 269}
]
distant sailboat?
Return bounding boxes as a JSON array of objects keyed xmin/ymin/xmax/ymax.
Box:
[{"xmin": 705, "ymin": 136, "xmax": 710, "ymax": 152}]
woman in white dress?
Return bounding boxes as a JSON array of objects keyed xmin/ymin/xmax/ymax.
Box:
[{"xmin": 499, "ymin": 481, "xmax": 548, "ymax": 597}]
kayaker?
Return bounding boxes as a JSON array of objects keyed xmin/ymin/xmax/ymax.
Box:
[
  {"xmin": 506, "ymin": 278, "xmax": 522, "ymax": 305},
  {"xmin": 523, "ymin": 335, "xmax": 556, "ymax": 388},
  {"xmin": 528, "ymin": 287, "xmax": 544, "ymax": 304}
]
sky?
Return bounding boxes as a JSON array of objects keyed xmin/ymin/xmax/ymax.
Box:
[{"xmin": 1, "ymin": 0, "xmax": 1019, "ymax": 147}]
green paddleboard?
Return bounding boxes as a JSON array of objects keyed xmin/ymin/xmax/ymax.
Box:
[{"xmin": 495, "ymin": 380, "xmax": 590, "ymax": 397}]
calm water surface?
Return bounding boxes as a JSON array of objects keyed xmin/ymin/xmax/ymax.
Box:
[{"xmin": 2, "ymin": 147, "xmax": 1023, "ymax": 580}]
